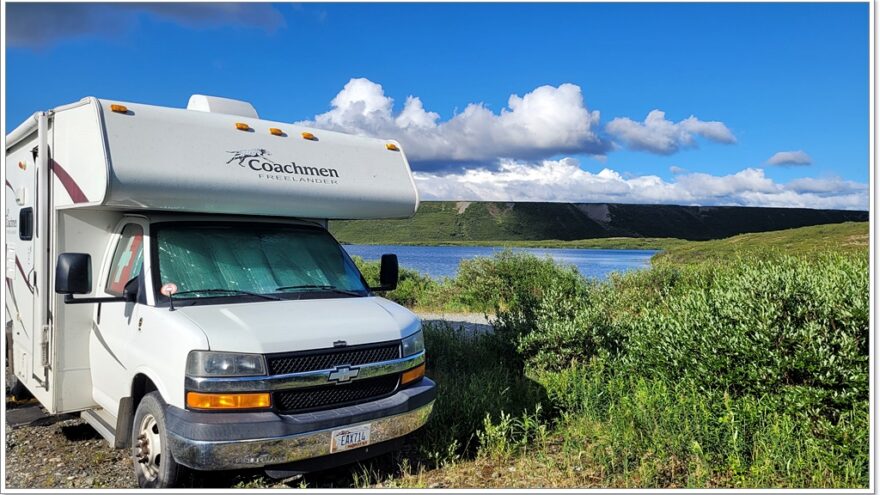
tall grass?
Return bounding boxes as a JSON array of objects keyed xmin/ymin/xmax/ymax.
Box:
[{"xmin": 412, "ymin": 321, "xmax": 545, "ymax": 464}]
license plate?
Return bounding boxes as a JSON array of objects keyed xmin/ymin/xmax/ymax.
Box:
[{"xmin": 330, "ymin": 423, "xmax": 371, "ymax": 453}]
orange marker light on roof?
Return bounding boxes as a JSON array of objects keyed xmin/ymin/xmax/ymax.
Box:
[
  {"xmin": 386, "ymin": 143, "xmax": 400, "ymax": 151},
  {"xmin": 301, "ymin": 132, "xmax": 317, "ymax": 141},
  {"xmin": 110, "ymin": 104, "xmax": 128, "ymax": 113},
  {"xmin": 269, "ymin": 127, "xmax": 284, "ymax": 136},
  {"xmin": 235, "ymin": 122, "xmax": 251, "ymax": 131}
]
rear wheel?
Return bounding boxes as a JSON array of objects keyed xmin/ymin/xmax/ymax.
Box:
[
  {"xmin": 8, "ymin": 374, "xmax": 31, "ymax": 400},
  {"xmin": 131, "ymin": 392, "xmax": 183, "ymax": 488}
]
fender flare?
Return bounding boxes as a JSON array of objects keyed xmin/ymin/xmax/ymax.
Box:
[{"xmin": 115, "ymin": 367, "xmax": 172, "ymax": 449}]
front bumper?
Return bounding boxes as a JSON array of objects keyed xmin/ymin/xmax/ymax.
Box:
[{"xmin": 166, "ymin": 377, "xmax": 435, "ymax": 471}]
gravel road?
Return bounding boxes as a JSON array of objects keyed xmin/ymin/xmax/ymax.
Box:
[
  {"xmin": 3, "ymin": 313, "xmax": 491, "ymax": 489},
  {"xmin": 417, "ymin": 312, "xmax": 493, "ymax": 334}
]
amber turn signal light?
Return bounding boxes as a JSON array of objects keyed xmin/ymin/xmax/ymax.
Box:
[
  {"xmin": 186, "ymin": 391, "xmax": 270, "ymax": 410},
  {"xmin": 401, "ymin": 363, "xmax": 426, "ymax": 385}
]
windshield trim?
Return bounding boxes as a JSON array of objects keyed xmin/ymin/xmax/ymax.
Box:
[{"xmin": 149, "ymin": 220, "xmax": 372, "ymax": 307}]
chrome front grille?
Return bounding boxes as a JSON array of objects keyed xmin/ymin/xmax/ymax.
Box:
[
  {"xmin": 273, "ymin": 374, "xmax": 400, "ymax": 414},
  {"xmin": 266, "ymin": 341, "xmax": 401, "ymax": 375}
]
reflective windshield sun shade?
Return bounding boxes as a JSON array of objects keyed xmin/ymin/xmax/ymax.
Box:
[{"xmin": 155, "ymin": 224, "xmax": 367, "ymax": 298}]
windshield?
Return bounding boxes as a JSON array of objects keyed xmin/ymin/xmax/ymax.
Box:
[{"xmin": 153, "ymin": 222, "xmax": 369, "ymax": 302}]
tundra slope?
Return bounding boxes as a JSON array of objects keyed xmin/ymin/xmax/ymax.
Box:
[{"xmin": 331, "ymin": 201, "xmax": 868, "ymax": 244}]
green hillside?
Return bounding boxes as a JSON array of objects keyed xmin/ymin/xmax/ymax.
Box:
[
  {"xmin": 654, "ymin": 221, "xmax": 869, "ymax": 264},
  {"xmin": 330, "ymin": 201, "xmax": 868, "ymax": 245},
  {"xmin": 382, "ymin": 237, "xmax": 691, "ymax": 251}
]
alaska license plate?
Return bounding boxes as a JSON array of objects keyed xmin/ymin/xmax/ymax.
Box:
[{"xmin": 330, "ymin": 424, "xmax": 371, "ymax": 453}]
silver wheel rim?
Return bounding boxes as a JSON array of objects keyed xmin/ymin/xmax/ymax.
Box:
[{"xmin": 135, "ymin": 413, "xmax": 162, "ymax": 481}]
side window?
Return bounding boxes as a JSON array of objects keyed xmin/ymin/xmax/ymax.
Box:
[
  {"xmin": 105, "ymin": 224, "xmax": 144, "ymax": 296},
  {"xmin": 18, "ymin": 207, "xmax": 33, "ymax": 240}
]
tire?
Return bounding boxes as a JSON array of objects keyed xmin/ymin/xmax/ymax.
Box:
[
  {"xmin": 8, "ymin": 374, "xmax": 31, "ymax": 400},
  {"xmin": 131, "ymin": 392, "xmax": 183, "ymax": 488}
]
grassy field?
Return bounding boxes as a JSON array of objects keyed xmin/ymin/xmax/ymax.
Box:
[
  {"xmin": 332, "ymin": 225, "xmax": 869, "ymax": 489},
  {"xmin": 654, "ymin": 222, "xmax": 869, "ymax": 264}
]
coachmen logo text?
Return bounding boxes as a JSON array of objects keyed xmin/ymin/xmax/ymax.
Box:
[{"xmin": 226, "ymin": 149, "xmax": 340, "ymax": 185}]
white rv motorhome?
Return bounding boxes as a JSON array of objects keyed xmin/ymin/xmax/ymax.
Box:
[{"xmin": 4, "ymin": 95, "xmax": 434, "ymax": 487}]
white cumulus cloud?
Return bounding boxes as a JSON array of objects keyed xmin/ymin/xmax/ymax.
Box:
[
  {"xmin": 413, "ymin": 159, "xmax": 866, "ymax": 210},
  {"xmin": 299, "ymin": 78, "xmax": 609, "ymax": 169},
  {"xmin": 605, "ymin": 110, "xmax": 736, "ymax": 155},
  {"xmin": 767, "ymin": 150, "xmax": 812, "ymax": 166}
]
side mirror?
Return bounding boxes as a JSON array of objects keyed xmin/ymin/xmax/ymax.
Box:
[
  {"xmin": 375, "ymin": 254, "xmax": 399, "ymax": 291},
  {"xmin": 122, "ymin": 277, "xmax": 139, "ymax": 303},
  {"xmin": 56, "ymin": 252, "xmax": 129, "ymax": 305},
  {"xmin": 55, "ymin": 253, "xmax": 91, "ymax": 295}
]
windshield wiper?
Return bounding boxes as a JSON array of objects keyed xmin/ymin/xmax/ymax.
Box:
[
  {"xmin": 275, "ymin": 284, "xmax": 364, "ymax": 297},
  {"xmin": 171, "ymin": 289, "xmax": 282, "ymax": 301}
]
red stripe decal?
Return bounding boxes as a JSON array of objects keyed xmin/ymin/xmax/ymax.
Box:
[
  {"xmin": 50, "ymin": 159, "xmax": 89, "ymax": 204},
  {"xmin": 15, "ymin": 256, "xmax": 34, "ymax": 294},
  {"xmin": 5, "ymin": 179, "xmax": 13, "ymax": 192}
]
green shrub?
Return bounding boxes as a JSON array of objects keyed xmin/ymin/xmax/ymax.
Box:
[
  {"xmin": 348, "ymin": 248, "xmax": 867, "ymax": 487},
  {"xmin": 454, "ymin": 250, "xmax": 587, "ymax": 364},
  {"xmin": 620, "ymin": 254, "xmax": 868, "ymax": 416},
  {"xmin": 351, "ymin": 255, "xmax": 440, "ymax": 308},
  {"xmin": 495, "ymin": 252, "xmax": 869, "ymax": 417}
]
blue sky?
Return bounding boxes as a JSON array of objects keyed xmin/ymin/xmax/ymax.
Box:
[{"xmin": 5, "ymin": 2, "xmax": 870, "ymax": 209}]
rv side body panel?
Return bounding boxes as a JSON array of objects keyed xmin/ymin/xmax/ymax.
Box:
[
  {"xmin": 5, "ymin": 132, "xmax": 39, "ymax": 399},
  {"xmin": 51, "ymin": 99, "xmax": 108, "ymax": 208},
  {"xmin": 4, "ymin": 124, "xmax": 55, "ymax": 409},
  {"xmin": 5, "ymin": 102, "xmax": 114, "ymax": 413},
  {"xmin": 52, "ymin": 209, "xmax": 123, "ymax": 412}
]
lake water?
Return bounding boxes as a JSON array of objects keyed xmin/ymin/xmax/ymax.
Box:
[{"xmin": 343, "ymin": 245, "xmax": 658, "ymax": 280}]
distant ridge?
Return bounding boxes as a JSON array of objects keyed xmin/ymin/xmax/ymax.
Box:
[{"xmin": 330, "ymin": 201, "xmax": 869, "ymax": 243}]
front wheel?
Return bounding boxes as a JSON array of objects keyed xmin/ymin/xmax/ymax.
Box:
[{"xmin": 131, "ymin": 392, "xmax": 183, "ymax": 488}]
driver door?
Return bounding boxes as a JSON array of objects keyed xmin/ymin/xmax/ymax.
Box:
[{"xmin": 90, "ymin": 221, "xmax": 146, "ymax": 414}]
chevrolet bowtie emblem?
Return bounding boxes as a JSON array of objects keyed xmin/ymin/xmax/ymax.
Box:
[{"xmin": 328, "ymin": 365, "xmax": 359, "ymax": 384}]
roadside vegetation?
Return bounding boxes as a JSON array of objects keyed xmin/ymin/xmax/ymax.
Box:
[{"xmin": 340, "ymin": 223, "xmax": 869, "ymax": 488}]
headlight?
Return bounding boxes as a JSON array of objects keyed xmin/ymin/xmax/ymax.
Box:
[
  {"xmin": 401, "ymin": 330, "xmax": 425, "ymax": 357},
  {"xmin": 186, "ymin": 351, "xmax": 267, "ymax": 377}
]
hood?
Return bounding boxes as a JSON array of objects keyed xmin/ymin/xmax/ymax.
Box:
[{"xmin": 175, "ymin": 296, "xmax": 420, "ymax": 354}]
